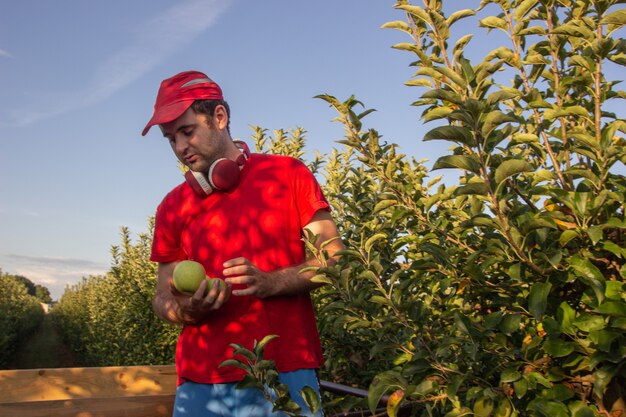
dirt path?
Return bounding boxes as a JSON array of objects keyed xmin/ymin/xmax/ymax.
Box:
[{"xmin": 7, "ymin": 314, "xmax": 83, "ymax": 369}]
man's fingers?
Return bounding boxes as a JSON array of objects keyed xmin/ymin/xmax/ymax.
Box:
[
  {"xmin": 222, "ymin": 257, "xmax": 248, "ymax": 268},
  {"xmin": 224, "ymin": 275, "xmax": 254, "ymax": 286},
  {"xmin": 231, "ymin": 287, "xmax": 256, "ymax": 297},
  {"xmin": 223, "ymin": 264, "xmax": 254, "ymax": 277}
]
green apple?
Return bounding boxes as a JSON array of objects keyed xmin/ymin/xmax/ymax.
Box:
[
  {"xmin": 207, "ymin": 278, "xmax": 226, "ymax": 291},
  {"xmin": 173, "ymin": 260, "xmax": 206, "ymax": 294}
]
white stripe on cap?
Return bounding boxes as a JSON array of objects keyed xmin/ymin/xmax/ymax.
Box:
[{"xmin": 181, "ymin": 78, "xmax": 215, "ymax": 88}]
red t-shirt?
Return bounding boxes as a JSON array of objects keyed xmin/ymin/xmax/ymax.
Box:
[{"xmin": 151, "ymin": 153, "xmax": 329, "ymax": 385}]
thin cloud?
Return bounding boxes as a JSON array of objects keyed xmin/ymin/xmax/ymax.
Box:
[
  {"xmin": 0, "ymin": 49, "xmax": 11, "ymax": 58},
  {"xmin": 5, "ymin": 254, "xmax": 107, "ymax": 269},
  {"xmin": 6, "ymin": 0, "xmax": 233, "ymax": 127},
  {"xmin": 1, "ymin": 253, "xmax": 109, "ymax": 301}
]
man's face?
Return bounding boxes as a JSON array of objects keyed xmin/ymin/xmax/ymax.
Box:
[{"xmin": 160, "ymin": 107, "xmax": 229, "ymax": 173}]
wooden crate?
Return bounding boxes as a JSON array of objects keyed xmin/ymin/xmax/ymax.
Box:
[{"xmin": 0, "ymin": 365, "xmax": 177, "ymax": 417}]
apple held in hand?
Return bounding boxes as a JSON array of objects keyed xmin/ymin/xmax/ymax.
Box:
[
  {"xmin": 173, "ymin": 260, "xmax": 206, "ymax": 294},
  {"xmin": 208, "ymin": 277, "xmax": 226, "ymax": 291}
]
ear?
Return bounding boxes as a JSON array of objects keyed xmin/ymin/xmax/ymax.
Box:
[{"xmin": 212, "ymin": 105, "xmax": 229, "ymax": 130}]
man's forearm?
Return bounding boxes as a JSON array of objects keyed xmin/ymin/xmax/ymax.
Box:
[
  {"xmin": 268, "ymin": 259, "xmax": 324, "ymax": 297},
  {"xmin": 153, "ymin": 292, "xmax": 185, "ymax": 326}
]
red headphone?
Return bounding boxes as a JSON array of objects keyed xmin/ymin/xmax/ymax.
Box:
[{"xmin": 184, "ymin": 141, "xmax": 251, "ymax": 197}]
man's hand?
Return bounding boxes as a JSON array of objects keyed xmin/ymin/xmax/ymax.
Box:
[
  {"xmin": 222, "ymin": 257, "xmax": 275, "ymax": 298},
  {"xmin": 221, "ymin": 210, "xmax": 344, "ymax": 300},
  {"xmin": 172, "ymin": 277, "xmax": 231, "ymax": 324}
]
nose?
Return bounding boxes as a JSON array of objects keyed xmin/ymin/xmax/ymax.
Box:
[{"xmin": 174, "ymin": 135, "xmax": 190, "ymax": 156}]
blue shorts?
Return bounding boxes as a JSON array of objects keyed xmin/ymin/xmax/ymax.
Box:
[{"xmin": 172, "ymin": 369, "xmax": 324, "ymax": 417}]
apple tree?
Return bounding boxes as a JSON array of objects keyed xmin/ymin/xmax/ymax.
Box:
[{"xmin": 311, "ymin": 0, "xmax": 625, "ymax": 416}]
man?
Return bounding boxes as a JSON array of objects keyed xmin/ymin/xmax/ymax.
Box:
[{"xmin": 143, "ymin": 70, "xmax": 343, "ymax": 417}]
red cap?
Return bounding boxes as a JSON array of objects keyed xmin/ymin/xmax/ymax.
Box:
[{"xmin": 142, "ymin": 70, "xmax": 223, "ymax": 136}]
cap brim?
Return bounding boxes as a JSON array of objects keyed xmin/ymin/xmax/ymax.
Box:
[{"xmin": 141, "ymin": 100, "xmax": 195, "ymax": 136}]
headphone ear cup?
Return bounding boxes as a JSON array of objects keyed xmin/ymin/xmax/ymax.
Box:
[
  {"xmin": 185, "ymin": 142, "xmax": 250, "ymax": 197},
  {"xmin": 208, "ymin": 158, "xmax": 241, "ymax": 191},
  {"xmin": 185, "ymin": 170, "xmax": 213, "ymax": 197}
]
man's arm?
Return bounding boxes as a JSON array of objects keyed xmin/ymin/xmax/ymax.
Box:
[
  {"xmin": 153, "ymin": 261, "xmax": 231, "ymax": 326},
  {"xmin": 222, "ymin": 209, "xmax": 344, "ymax": 298}
]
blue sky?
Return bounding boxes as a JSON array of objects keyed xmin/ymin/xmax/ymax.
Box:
[{"xmin": 0, "ymin": 1, "xmax": 623, "ymax": 300}]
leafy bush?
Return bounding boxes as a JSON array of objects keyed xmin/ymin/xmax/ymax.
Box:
[
  {"xmin": 312, "ymin": 1, "xmax": 625, "ymax": 416},
  {"xmin": 0, "ymin": 274, "xmax": 45, "ymax": 368},
  {"xmin": 52, "ymin": 223, "xmax": 178, "ymax": 365}
]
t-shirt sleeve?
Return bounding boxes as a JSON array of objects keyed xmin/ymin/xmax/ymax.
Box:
[
  {"xmin": 289, "ymin": 158, "xmax": 331, "ymax": 227},
  {"xmin": 150, "ymin": 195, "xmax": 187, "ymax": 263}
]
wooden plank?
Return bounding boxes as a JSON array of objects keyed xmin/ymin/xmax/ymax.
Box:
[
  {"xmin": 0, "ymin": 365, "xmax": 177, "ymax": 403},
  {"xmin": 0, "ymin": 394, "xmax": 174, "ymax": 417}
]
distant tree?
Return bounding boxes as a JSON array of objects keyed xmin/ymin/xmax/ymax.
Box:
[
  {"xmin": 0, "ymin": 270, "xmax": 53, "ymax": 304},
  {"xmin": 34, "ymin": 285, "xmax": 52, "ymax": 304},
  {"xmin": 11, "ymin": 274, "xmax": 36, "ymax": 295}
]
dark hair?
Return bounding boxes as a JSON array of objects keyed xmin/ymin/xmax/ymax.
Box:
[{"xmin": 191, "ymin": 100, "xmax": 231, "ymax": 134}]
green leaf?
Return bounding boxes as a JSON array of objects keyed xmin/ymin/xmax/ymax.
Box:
[
  {"xmin": 494, "ymin": 159, "xmax": 533, "ymax": 184},
  {"xmin": 446, "ymin": 9, "xmax": 476, "ymax": 26},
  {"xmin": 557, "ymin": 301, "xmax": 577, "ymax": 336},
  {"xmin": 236, "ymin": 374, "xmax": 264, "ymax": 391},
  {"xmin": 300, "ymin": 385, "xmax": 321, "ymax": 414},
  {"xmin": 231, "ymin": 344, "xmax": 257, "ymax": 362},
  {"xmin": 494, "ymin": 399, "xmax": 514, "ymax": 417},
  {"xmin": 471, "ymin": 214, "xmax": 498, "ymax": 228},
  {"xmin": 600, "ymin": 9, "xmax": 626, "ymax": 27},
  {"xmin": 518, "ymin": 25, "xmax": 547, "ymax": 35},
  {"xmin": 374, "ymin": 199, "xmax": 398, "ymax": 213},
  {"xmin": 365, "ymin": 233, "xmax": 387, "ymax": 253},
  {"xmin": 589, "ymin": 329, "xmax": 621, "ymax": 351},
  {"xmin": 513, "ymin": 0, "xmax": 539, "ymax": 21},
  {"xmin": 370, "ymin": 295, "xmax": 393, "ymax": 306},
  {"xmin": 380, "ymin": 20, "xmax": 412, "ymax": 32},
  {"xmin": 499, "ymin": 314, "xmax": 522, "ymax": 334},
  {"xmin": 587, "ymin": 226, "xmax": 603, "ymax": 245},
  {"xmin": 529, "ymin": 282, "xmax": 552, "ymax": 320},
  {"xmin": 454, "ymin": 182, "xmax": 490, "ymax": 196},
  {"xmin": 514, "ymin": 379, "xmax": 528, "ymax": 398},
  {"xmin": 311, "ymin": 274, "xmax": 334, "ymax": 285},
  {"xmin": 479, "ymin": 16, "xmax": 508, "ymax": 30},
  {"xmin": 473, "ymin": 396, "xmax": 494, "ymax": 417},
  {"xmin": 573, "ymin": 314, "xmax": 605, "ymax": 332},
  {"xmin": 551, "ymin": 23, "xmax": 594, "ymax": 38},
  {"xmin": 569, "ymin": 402, "xmax": 597, "ymax": 417},
  {"xmin": 542, "ymin": 339, "xmax": 576, "ymax": 357},
  {"xmin": 424, "ymin": 126, "xmax": 475, "ymax": 145},
  {"xmin": 422, "ymin": 88, "xmax": 464, "ymax": 105},
  {"xmin": 486, "ymin": 89, "xmax": 522, "ymax": 106},
  {"xmin": 500, "ymin": 368, "xmax": 522, "ymax": 383},
  {"xmin": 368, "ymin": 371, "xmax": 404, "ymax": 412},
  {"xmin": 569, "ymin": 256, "xmax": 606, "ymax": 304},
  {"xmin": 397, "ymin": 5, "xmax": 430, "ymax": 24},
  {"xmin": 414, "ymin": 379, "xmax": 437, "ymax": 396},
  {"xmin": 405, "ymin": 78, "xmax": 433, "ymax": 87},
  {"xmin": 559, "ymin": 229, "xmax": 580, "ymax": 246},
  {"xmin": 530, "ymin": 399, "xmax": 569, "ymax": 416},
  {"xmin": 481, "ymin": 111, "xmax": 518, "ymax": 138},
  {"xmin": 593, "ymin": 367, "xmax": 616, "ymax": 398},
  {"xmin": 453, "ymin": 34, "xmax": 474, "ymax": 54},
  {"xmin": 218, "ymin": 359, "xmax": 250, "ymax": 372},
  {"xmin": 603, "ymin": 241, "xmax": 626, "ymax": 259},
  {"xmin": 596, "ymin": 301, "xmax": 626, "ymax": 317},
  {"xmin": 422, "ymin": 106, "xmax": 453, "ymax": 122},
  {"xmin": 432, "ymin": 155, "xmax": 481, "ymax": 174},
  {"xmin": 605, "ymin": 281, "xmax": 625, "ymax": 300},
  {"xmin": 255, "ymin": 334, "xmax": 279, "ymax": 357},
  {"xmin": 434, "ymin": 66, "xmax": 467, "ymax": 88}
]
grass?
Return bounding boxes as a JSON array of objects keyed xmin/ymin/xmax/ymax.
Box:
[{"xmin": 7, "ymin": 314, "xmax": 83, "ymax": 369}]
